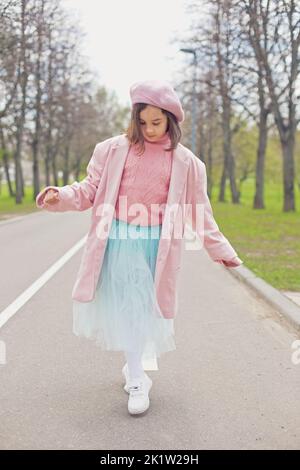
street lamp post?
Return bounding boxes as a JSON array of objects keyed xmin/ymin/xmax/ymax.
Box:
[{"xmin": 180, "ymin": 48, "xmax": 197, "ymax": 154}]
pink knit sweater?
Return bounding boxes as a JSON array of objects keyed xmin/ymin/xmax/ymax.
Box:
[{"xmin": 114, "ymin": 131, "xmax": 172, "ymax": 226}]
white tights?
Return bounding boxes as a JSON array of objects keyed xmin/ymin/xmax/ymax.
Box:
[{"xmin": 124, "ymin": 347, "xmax": 145, "ymax": 380}]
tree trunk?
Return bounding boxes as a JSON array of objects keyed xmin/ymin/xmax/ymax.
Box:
[
  {"xmin": 219, "ymin": 157, "xmax": 228, "ymax": 202},
  {"xmin": 281, "ymin": 131, "xmax": 296, "ymax": 211},
  {"xmin": 14, "ymin": 0, "xmax": 28, "ymax": 204},
  {"xmin": 253, "ymin": 108, "xmax": 268, "ymax": 209},
  {"xmin": 63, "ymin": 145, "xmax": 69, "ymax": 185},
  {"xmin": 0, "ymin": 127, "xmax": 15, "ymax": 197}
]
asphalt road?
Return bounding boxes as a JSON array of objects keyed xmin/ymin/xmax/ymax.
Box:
[{"xmin": 0, "ymin": 210, "xmax": 299, "ymax": 450}]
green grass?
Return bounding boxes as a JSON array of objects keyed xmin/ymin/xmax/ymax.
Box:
[
  {"xmin": 0, "ymin": 180, "xmax": 65, "ymax": 220},
  {"xmin": 210, "ymin": 179, "xmax": 300, "ymax": 291},
  {"xmin": 0, "ymin": 184, "xmax": 39, "ymax": 219},
  {"xmin": 1, "ymin": 179, "xmax": 299, "ymax": 291}
]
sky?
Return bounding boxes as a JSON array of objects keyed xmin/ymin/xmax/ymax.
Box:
[{"xmin": 62, "ymin": 0, "xmax": 193, "ymax": 107}]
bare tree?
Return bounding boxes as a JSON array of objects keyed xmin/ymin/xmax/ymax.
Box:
[
  {"xmin": 185, "ymin": 0, "xmax": 243, "ymax": 203},
  {"xmin": 0, "ymin": 1, "xmax": 20, "ymax": 195},
  {"xmin": 30, "ymin": 0, "xmax": 46, "ymax": 198},
  {"xmin": 242, "ymin": 0, "xmax": 300, "ymax": 211},
  {"xmin": 0, "ymin": 0, "xmax": 133, "ymax": 204},
  {"xmin": 13, "ymin": 0, "xmax": 30, "ymax": 204}
]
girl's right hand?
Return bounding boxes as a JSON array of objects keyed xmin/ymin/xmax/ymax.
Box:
[{"xmin": 43, "ymin": 189, "xmax": 60, "ymax": 205}]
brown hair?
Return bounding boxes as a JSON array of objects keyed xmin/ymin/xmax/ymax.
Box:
[{"xmin": 124, "ymin": 103, "xmax": 182, "ymax": 156}]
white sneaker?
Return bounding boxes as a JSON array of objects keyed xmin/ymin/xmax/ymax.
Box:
[
  {"xmin": 127, "ymin": 375, "xmax": 153, "ymax": 415},
  {"xmin": 122, "ymin": 363, "xmax": 151, "ymax": 394}
]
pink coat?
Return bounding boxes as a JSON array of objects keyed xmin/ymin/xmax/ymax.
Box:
[{"xmin": 36, "ymin": 134, "xmax": 242, "ymax": 319}]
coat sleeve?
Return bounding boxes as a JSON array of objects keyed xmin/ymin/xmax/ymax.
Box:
[
  {"xmin": 36, "ymin": 140, "xmax": 109, "ymax": 212},
  {"xmin": 185, "ymin": 153, "xmax": 243, "ymax": 266}
]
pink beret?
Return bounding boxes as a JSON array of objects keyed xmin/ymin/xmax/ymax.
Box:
[{"xmin": 130, "ymin": 79, "xmax": 185, "ymax": 123}]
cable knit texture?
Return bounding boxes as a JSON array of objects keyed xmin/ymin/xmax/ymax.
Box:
[{"xmin": 114, "ymin": 131, "xmax": 172, "ymax": 226}]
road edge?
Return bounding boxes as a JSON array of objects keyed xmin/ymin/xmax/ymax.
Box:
[{"xmin": 228, "ymin": 264, "xmax": 300, "ymax": 332}]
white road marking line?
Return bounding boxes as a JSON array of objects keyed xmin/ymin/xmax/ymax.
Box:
[{"xmin": 0, "ymin": 235, "xmax": 87, "ymax": 329}]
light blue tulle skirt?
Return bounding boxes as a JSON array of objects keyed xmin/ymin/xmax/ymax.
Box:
[{"xmin": 72, "ymin": 217, "xmax": 176, "ymax": 361}]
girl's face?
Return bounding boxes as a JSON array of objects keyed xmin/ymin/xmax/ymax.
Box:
[{"xmin": 139, "ymin": 105, "xmax": 168, "ymax": 141}]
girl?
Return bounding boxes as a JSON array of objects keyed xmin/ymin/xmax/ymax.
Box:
[{"xmin": 36, "ymin": 79, "xmax": 243, "ymax": 416}]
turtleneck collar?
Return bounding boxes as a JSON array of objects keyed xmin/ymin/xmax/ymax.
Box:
[{"xmin": 144, "ymin": 131, "xmax": 170, "ymax": 145}]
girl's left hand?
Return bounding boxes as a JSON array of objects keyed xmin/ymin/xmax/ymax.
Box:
[{"xmin": 215, "ymin": 256, "xmax": 243, "ymax": 268}]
